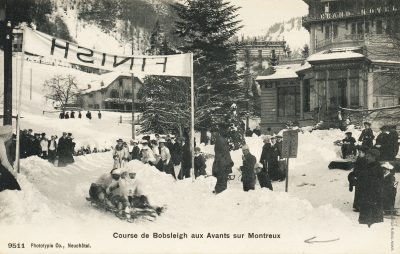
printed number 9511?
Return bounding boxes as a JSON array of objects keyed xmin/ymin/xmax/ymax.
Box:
[{"xmin": 8, "ymin": 243, "xmax": 25, "ymax": 248}]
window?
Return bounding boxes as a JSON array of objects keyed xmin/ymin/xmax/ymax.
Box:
[
  {"xmin": 333, "ymin": 24, "xmax": 338, "ymax": 38},
  {"xmin": 325, "ymin": 25, "xmax": 330, "ymax": 39},
  {"xmin": 94, "ymin": 104, "xmax": 100, "ymax": 109},
  {"xmin": 376, "ymin": 20, "xmax": 383, "ymax": 34},
  {"xmin": 365, "ymin": 22, "xmax": 370, "ymax": 33},
  {"xmin": 277, "ymin": 87, "xmax": 300, "ymax": 117},
  {"xmin": 124, "ymin": 91, "xmax": 132, "ymax": 99},
  {"xmin": 386, "ymin": 20, "xmax": 392, "ymax": 34},
  {"xmin": 357, "ymin": 22, "xmax": 364, "ymax": 34},
  {"xmin": 350, "ymin": 79, "xmax": 359, "ymax": 107},
  {"xmin": 351, "ymin": 23, "xmax": 357, "ymax": 34},
  {"xmin": 88, "ymin": 93, "xmax": 93, "ymax": 98},
  {"xmin": 303, "ymin": 80, "xmax": 311, "ymax": 112},
  {"xmin": 110, "ymin": 89, "xmax": 119, "ymax": 98},
  {"xmin": 119, "ymin": 79, "xmax": 123, "ymax": 87}
]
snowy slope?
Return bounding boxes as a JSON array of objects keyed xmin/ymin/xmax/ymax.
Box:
[
  {"xmin": 263, "ymin": 17, "xmax": 310, "ymax": 54},
  {"xmin": 0, "ymin": 130, "xmax": 399, "ymax": 254}
]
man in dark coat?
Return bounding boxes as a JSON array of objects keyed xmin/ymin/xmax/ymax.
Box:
[
  {"xmin": 130, "ymin": 140, "xmax": 141, "ymax": 160},
  {"xmin": 178, "ymin": 141, "xmax": 192, "ymax": 180},
  {"xmin": 194, "ymin": 147, "xmax": 207, "ymax": 178},
  {"xmin": 258, "ymin": 135, "xmax": 274, "ymax": 190},
  {"xmin": 388, "ymin": 125, "xmax": 399, "ymax": 160},
  {"xmin": 212, "ymin": 131, "xmax": 233, "ymax": 194},
  {"xmin": 98, "ymin": 111, "xmax": 102, "ymax": 119},
  {"xmin": 253, "ymin": 126, "xmax": 261, "ymax": 136},
  {"xmin": 59, "ymin": 112, "xmax": 65, "ymax": 119},
  {"xmin": 65, "ymin": 112, "xmax": 70, "ymax": 119},
  {"xmin": 57, "ymin": 132, "xmax": 69, "ymax": 167},
  {"xmin": 78, "ymin": 111, "xmax": 82, "ymax": 118},
  {"xmin": 48, "ymin": 135, "xmax": 57, "ymax": 164},
  {"xmin": 86, "ymin": 111, "xmax": 92, "ymax": 120},
  {"xmin": 245, "ymin": 128, "xmax": 253, "ymax": 137},
  {"xmin": 70, "ymin": 111, "xmax": 75, "ymax": 118},
  {"xmin": 382, "ymin": 165, "xmax": 397, "ymax": 215},
  {"xmin": 375, "ymin": 126, "xmax": 392, "ymax": 161},
  {"xmin": 240, "ymin": 145, "xmax": 256, "ymax": 192},
  {"xmin": 348, "ymin": 145, "xmax": 368, "ymax": 212},
  {"xmin": 341, "ymin": 132, "xmax": 356, "ymax": 159},
  {"xmin": 358, "ymin": 122, "xmax": 374, "ymax": 148},
  {"xmin": 65, "ymin": 133, "xmax": 75, "ymax": 164},
  {"xmin": 357, "ymin": 149, "xmax": 384, "ymax": 227}
]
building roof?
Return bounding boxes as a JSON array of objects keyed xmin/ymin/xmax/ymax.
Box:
[
  {"xmin": 307, "ymin": 48, "xmax": 365, "ymax": 63},
  {"xmin": 256, "ymin": 64, "xmax": 302, "ymax": 81},
  {"xmin": 81, "ymin": 72, "xmax": 143, "ymax": 95}
]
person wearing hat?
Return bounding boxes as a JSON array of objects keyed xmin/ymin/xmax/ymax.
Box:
[
  {"xmin": 113, "ymin": 139, "xmax": 129, "ymax": 169},
  {"xmin": 159, "ymin": 139, "xmax": 176, "ymax": 179},
  {"xmin": 194, "ymin": 147, "xmax": 207, "ymax": 178},
  {"xmin": 240, "ymin": 145, "xmax": 256, "ymax": 192},
  {"xmin": 275, "ymin": 135, "xmax": 283, "ymax": 159},
  {"xmin": 140, "ymin": 141, "xmax": 156, "ymax": 165},
  {"xmin": 348, "ymin": 145, "xmax": 369, "ymax": 212},
  {"xmin": 212, "ymin": 131, "xmax": 234, "ymax": 194},
  {"xmin": 40, "ymin": 133, "xmax": 49, "ymax": 159},
  {"xmin": 0, "ymin": 125, "xmax": 21, "ymax": 192},
  {"xmin": 375, "ymin": 126, "xmax": 391, "ymax": 161},
  {"xmin": 358, "ymin": 122, "xmax": 374, "ymax": 148},
  {"xmin": 129, "ymin": 139, "xmax": 141, "ymax": 161},
  {"xmin": 89, "ymin": 168, "xmax": 121, "ymax": 204},
  {"xmin": 341, "ymin": 132, "xmax": 356, "ymax": 159},
  {"xmin": 357, "ymin": 148, "xmax": 384, "ymax": 227},
  {"xmin": 57, "ymin": 132, "xmax": 69, "ymax": 167},
  {"xmin": 48, "ymin": 135, "xmax": 58, "ymax": 164},
  {"xmin": 388, "ymin": 125, "xmax": 399, "ymax": 161}
]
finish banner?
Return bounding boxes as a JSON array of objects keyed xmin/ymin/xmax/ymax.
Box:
[{"xmin": 23, "ymin": 28, "xmax": 192, "ymax": 77}]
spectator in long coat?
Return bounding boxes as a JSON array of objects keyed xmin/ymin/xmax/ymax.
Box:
[
  {"xmin": 70, "ymin": 111, "xmax": 75, "ymax": 118},
  {"xmin": 65, "ymin": 133, "xmax": 75, "ymax": 164},
  {"xmin": 178, "ymin": 140, "xmax": 192, "ymax": 180},
  {"xmin": 375, "ymin": 126, "xmax": 392, "ymax": 161},
  {"xmin": 258, "ymin": 135, "xmax": 273, "ymax": 190},
  {"xmin": 260, "ymin": 136, "xmax": 282, "ymax": 181},
  {"xmin": 212, "ymin": 131, "xmax": 233, "ymax": 194},
  {"xmin": 48, "ymin": 135, "xmax": 57, "ymax": 164},
  {"xmin": 0, "ymin": 125, "xmax": 21, "ymax": 192},
  {"xmin": 65, "ymin": 112, "xmax": 70, "ymax": 119},
  {"xmin": 388, "ymin": 125, "xmax": 399, "ymax": 160},
  {"xmin": 240, "ymin": 145, "xmax": 256, "ymax": 192},
  {"xmin": 57, "ymin": 132, "xmax": 69, "ymax": 166},
  {"xmin": 358, "ymin": 122, "xmax": 374, "ymax": 148},
  {"xmin": 357, "ymin": 149, "xmax": 384, "ymax": 227},
  {"xmin": 113, "ymin": 139, "xmax": 128, "ymax": 168},
  {"xmin": 194, "ymin": 147, "xmax": 207, "ymax": 178},
  {"xmin": 348, "ymin": 145, "xmax": 368, "ymax": 212},
  {"xmin": 171, "ymin": 138, "xmax": 183, "ymax": 166},
  {"xmin": 160, "ymin": 139, "xmax": 176, "ymax": 179}
]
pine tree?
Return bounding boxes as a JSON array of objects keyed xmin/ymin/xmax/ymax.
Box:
[
  {"xmin": 269, "ymin": 50, "xmax": 279, "ymax": 67},
  {"xmin": 138, "ymin": 76, "xmax": 190, "ymax": 135},
  {"xmin": 302, "ymin": 44, "xmax": 310, "ymax": 59},
  {"xmin": 172, "ymin": 0, "xmax": 245, "ymax": 149}
]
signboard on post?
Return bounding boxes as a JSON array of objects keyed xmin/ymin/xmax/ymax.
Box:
[
  {"xmin": 281, "ymin": 130, "xmax": 299, "ymax": 193},
  {"xmin": 282, "ymin": 130, "xmax": 298, "ymax": 158}
]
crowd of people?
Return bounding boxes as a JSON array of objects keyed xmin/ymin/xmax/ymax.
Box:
[
  {"xmin": 345, "ymin": 122, "xmax": 399, "ymax": 227},
  {"xmin": 59, "ymin": 110, "xmax": 102, "ymax": 120},
  {"xmin": 19, "ymin": 129, "xmax": 75, "ymax": 167},
  {"xmin": 340, "ymin": 122, "xmax": 399, "ymax": 161},
  {"xmin": 111, "ymin": 134, "xmax": 207, "ymax": 181}
]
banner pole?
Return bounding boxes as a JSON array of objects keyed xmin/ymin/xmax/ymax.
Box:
[
  {"xmin": 15, "ymin": 27, "xmax": 26, "ymax": 173},
  {"xmin": 190, "ymin": 53, "xmax": 195, "ymax": 182},
  {"xmin": 131, "ymin": 73, "xmax": 135, "ymax": 140}
]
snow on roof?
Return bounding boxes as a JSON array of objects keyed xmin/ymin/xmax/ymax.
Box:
[
  {"xmin": 81, "ymin": 72, "xmax": 142, "ymax": 94},
  {"xmin": 307, "ymin": 48, "xmax": 365, "ymax": 63},
  {"xmin": 295, "ymin": 61, "xmax": 312, "ymax": 73},
  {"xmin": 256, "ymin": 64, "xmax": 301, "ymax": 81},
  {"xmin": 371, "ymin": 59, "xmax": 400, "ymax": 65}
]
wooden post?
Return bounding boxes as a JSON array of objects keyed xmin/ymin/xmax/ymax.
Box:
[
  {"xmin": 3, "ymin": 0, "xmax": 13, "ymax": 125},
  {"xmin": 29, "ymin": 68, "xmax": 32, "ymax": 100},
  {"xmin": 190, "ymin": 53, "xmax": 195, "ymax": 181},
  {"xmin": 15, "ymin": 28, "xmax": 25, "ymax": 173},
  {"xmin": 131, "ymin": 73, "xmax": 135, "ymax": 140},
  {"xmin": 285, "ymin": 157, "xmax": 289, "ymax": 192}
]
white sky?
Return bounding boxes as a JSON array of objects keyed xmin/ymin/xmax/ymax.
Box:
[{"xmin": 229, "ymin": 0, "xmax": 309, "ymax": 36}]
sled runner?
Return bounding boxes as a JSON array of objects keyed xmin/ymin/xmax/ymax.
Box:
[
  {"xmin": 328, "ymin": 161, "xmax": 354, "ymax": 170},
  {"xmin": 86, "ymin": 197, "xmax": 164, "ymax": 222}
]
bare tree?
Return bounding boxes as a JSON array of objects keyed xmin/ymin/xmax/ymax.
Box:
[{"xmin": 43, "ymin": 74, "xmax": 80, "ymax": 112}]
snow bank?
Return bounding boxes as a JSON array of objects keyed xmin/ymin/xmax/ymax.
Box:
[{"xmin": 0, "ymin": 129, "xmax": 398, "ymax": 254}]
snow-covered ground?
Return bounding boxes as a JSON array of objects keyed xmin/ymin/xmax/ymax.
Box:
[{"xmin": 0, "ymin": 129, "xmax": 399, "ymax": 254}]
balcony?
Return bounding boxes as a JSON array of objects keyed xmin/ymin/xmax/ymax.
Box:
[
  {"xmin": 316, "ymin": 34, "xmax": 365, "ymax": 51},
  {"xmin": 302, "ymin": 5, "xmax": 400, "ymax": 28}
]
